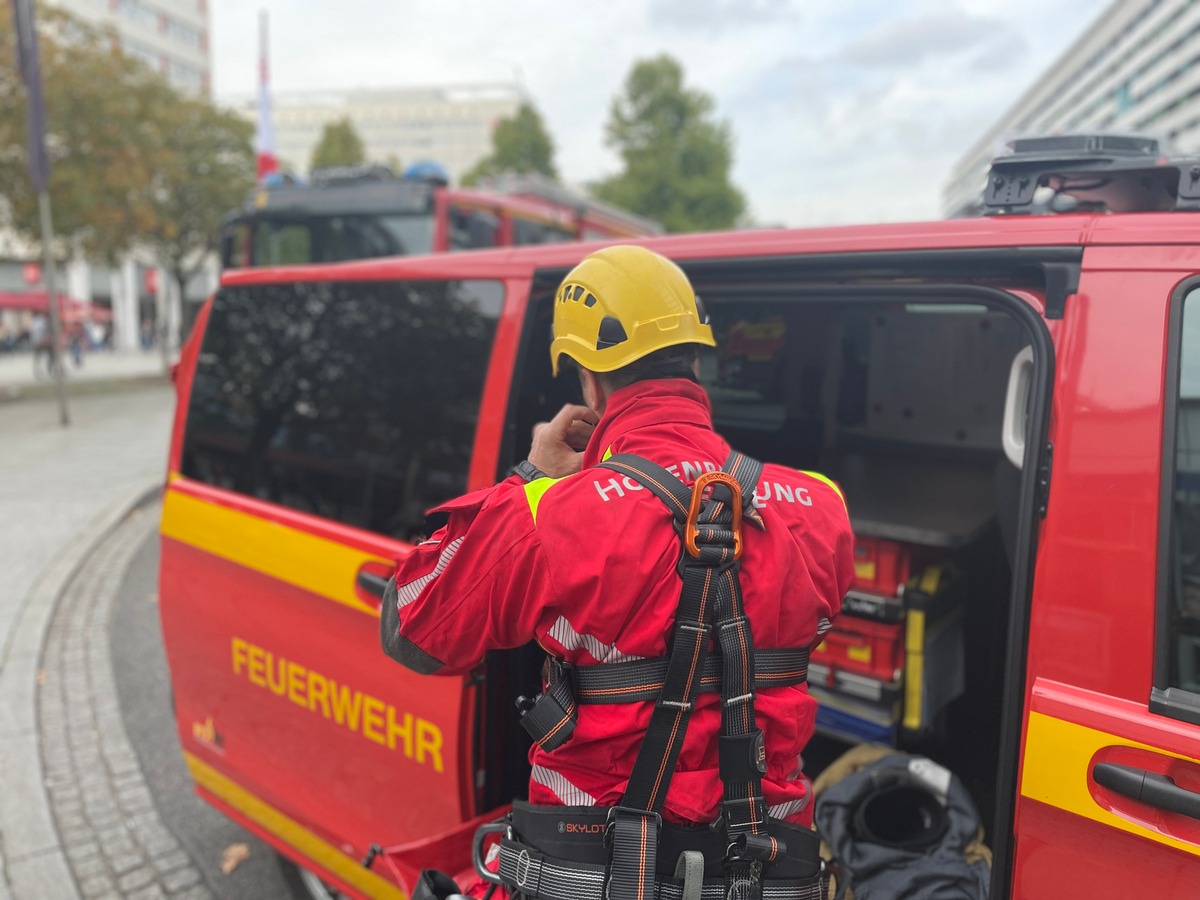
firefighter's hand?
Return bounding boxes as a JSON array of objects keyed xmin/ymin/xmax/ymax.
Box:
[{"xmin": 529, "ymin": 404, "xmax": 598, "ymax": 477}]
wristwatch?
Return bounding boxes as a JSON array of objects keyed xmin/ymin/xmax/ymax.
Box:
[{"xmin": 510, "ymin": 459, "xmax": 548, "ymax": 483}]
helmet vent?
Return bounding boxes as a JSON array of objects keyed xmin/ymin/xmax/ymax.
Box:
[
  {"xmin": 583, "ymin": 292, "xmax": 597, "ymax": 308},
  {"xmin": 596, "ymin": 316, "xmax": 628, "ymax": 350}
]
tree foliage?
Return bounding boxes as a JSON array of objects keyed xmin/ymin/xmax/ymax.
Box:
[
  {"xmin": 0, "ymin": 8, "xmax": 159, "ymax": 260},
  {"xmin": 310, "ymin": 118, "xmax": 366, "ymax": 172},
  {"xmin": 462, "ymin": 102, "xmax": 557, "ymax": 185},
  {"xmin": 144, "ymin": 99, "xmax": 254, "ymax": 299},
  {"xmin": 0, "ymin": 5, "xmax": 255, "ymax": 277},
  {"xmin": 592, "ymin": 55, "xmax": 745, "ymax": 233}
]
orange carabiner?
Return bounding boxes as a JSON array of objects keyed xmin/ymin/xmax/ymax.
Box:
[{"xmin": 684, "ymin": 471, "xmax": 744, "ymax": 560}]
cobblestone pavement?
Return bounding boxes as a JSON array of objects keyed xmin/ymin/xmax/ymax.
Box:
[
  {"xmin": 0, "ymin": 387, "xmax": 174, "ymax": 898},
  {"xmin": 38, "ymin": 503, "xmax": 211, "ymax": 900}
]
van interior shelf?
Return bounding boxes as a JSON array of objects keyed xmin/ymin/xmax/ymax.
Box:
[{"xmin": 834, "ymin": 452, "xmax": 997, "ymax": 549}]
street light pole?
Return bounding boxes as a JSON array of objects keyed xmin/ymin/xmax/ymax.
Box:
[
  {"xmin": 38, "ymin": 191, "xmax": 69, "ymax": 426},
  {"xmin": 13, "ymin": 0, "xmax": 69, "ymax": 426}
]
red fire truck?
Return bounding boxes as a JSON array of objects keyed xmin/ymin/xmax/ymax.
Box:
[
  {"xmin": 161, "ymin": 135, "xmax": 1200, "ymax": 898},
  {"xmin": 218, "ymin": 165, "xmax": 661, "ymax": 269}
]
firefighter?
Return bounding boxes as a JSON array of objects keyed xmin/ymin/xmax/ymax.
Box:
[{"xmin": 381, "ymin": 244, "xmax": 854, "ymax": 900}]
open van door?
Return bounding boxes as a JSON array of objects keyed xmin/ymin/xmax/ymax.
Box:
[
  {"xmin": 160, "ymin": 276, "xmax": 507, "ymax": 896},
  {"xmin": 1013, "ymin": 264, "xmax": 1200, "ymax": 896}
]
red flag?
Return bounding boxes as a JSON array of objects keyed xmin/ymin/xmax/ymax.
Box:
[{"xmin": 255, "ymin": 10, "xmax": 279, "ymax": 182}]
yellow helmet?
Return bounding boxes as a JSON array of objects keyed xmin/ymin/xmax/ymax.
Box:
[{"xmin": 550, "ymin": 245, "xmax": 715, "ymax": 376}]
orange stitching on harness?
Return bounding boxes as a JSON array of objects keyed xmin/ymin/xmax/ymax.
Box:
[{"xmin": 536, "ymin": 702, "xmax": 577, "ymax": 747}]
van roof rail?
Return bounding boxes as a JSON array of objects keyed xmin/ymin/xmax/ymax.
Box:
[{"xmin": 983, "ymin": 133, "xmax": 1200, "ymax": 214}]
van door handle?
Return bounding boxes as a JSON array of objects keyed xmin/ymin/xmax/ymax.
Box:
[
  {"xmin": 1093, "ymin": 762, "xmax": 1200, "ymax": 820},
  {"xmin": 356, "ymin": 571, "xmax": 391, "ymax": 600}
]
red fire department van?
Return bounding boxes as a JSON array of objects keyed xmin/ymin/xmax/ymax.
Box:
[{"xmin": 159, "ymin": 135, "xmax": 1200, "ymax": 899}]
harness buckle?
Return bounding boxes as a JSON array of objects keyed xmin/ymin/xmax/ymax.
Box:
[{"xmin": 684, "ymin": 472, "xmax": 744, "ymax": 560}]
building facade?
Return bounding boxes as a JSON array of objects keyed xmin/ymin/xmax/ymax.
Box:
[
  {"xmin": 0, "ymin": 0, "xmax": 214, "ymax": 354},
  {"xmin": 943, "ymin": 0, "xmax": 1200, "ymax": 217},
  {"xmin": 228, "ymin": 84, "xmax": 522, "ymax": 181},
  {"xmin": 50, "ymin": 0, "xmax": 211, "ymax": 96}
]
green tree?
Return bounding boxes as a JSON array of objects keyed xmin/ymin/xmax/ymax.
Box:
[
  {"xmin": 310, "ymin": 117, "xmax": 366, "ymax": 172},
  {"xmin": 592, "ymin": 55, "xmax": 745, "ymax": 233},
  {"xmin": 462, "ymin": 102, "xmax": 557, "ymax": 185},
  {"xmin": 0, "ymin": 7, "xmax": 178, "ymax": 262},
  {"xmin": 143, "ymin": 96, "xmax": 254, "ymax": 306}
]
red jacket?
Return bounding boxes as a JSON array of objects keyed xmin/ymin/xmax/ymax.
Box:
[{"xmin": 383, "ymin": 379, "xmax": 854, "ymax": 826}]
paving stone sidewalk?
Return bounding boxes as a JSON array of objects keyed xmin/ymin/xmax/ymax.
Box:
[
  {"xmin": 0, "ymin": 388, "xmax": 175, "ymax": 899},
  {"xmin": 39, "ymin": 503, "xmax": 210, "ymax": 900}
]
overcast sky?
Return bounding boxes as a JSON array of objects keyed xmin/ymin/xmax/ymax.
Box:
[{"xmin": 209, "ymin": 0, "xmax": 1106, "ymax": 227}]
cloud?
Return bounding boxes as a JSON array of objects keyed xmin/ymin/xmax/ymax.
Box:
[
  {"xmin": 647, "ymin": 0, "xmax": 796, "ymax": 30},
  {"xmin": 969, "ymin": 30, "xmax": 1030, "ymax": 72},
  {"xmin": 835, "ymin": 9, "xmax": 1017, "ymax": 69},
  {"xmin": 211, "ymin": 0, "xmax": 1102, "ymax": 228}
]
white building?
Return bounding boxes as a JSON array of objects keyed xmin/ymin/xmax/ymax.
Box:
[
  {"xmin": 0, "ymin": 0, "xmax": 215, "ymax": 353},
  {"xmin": 50, "ymin": 0, "xmax": 211, "ymax": 96},
  {"xmin": 226, "ymin": 84, "xmax": 522, "ymax": 181},
  {"xmin": 944, "ymin": 0, "xmax": 1200, "ymax": 217}
]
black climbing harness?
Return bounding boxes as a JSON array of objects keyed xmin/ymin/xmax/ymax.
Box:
[{"xmin": 480, "ymin": 451, "xmax": 827, "ymax": 900}]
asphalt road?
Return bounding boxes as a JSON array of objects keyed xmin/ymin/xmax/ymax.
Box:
[{"xmin": 109, "ymin": 521, "xmax": 305, "ymax": 899}]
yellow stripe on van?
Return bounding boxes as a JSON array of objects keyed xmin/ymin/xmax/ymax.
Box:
[
  {"xmin": 184, "ymin": 752, "xmax": 406, "ymax": 899},
  {"xmin": 1021, "ymin": 712, "xmax": 1200, "ymax": 858},
  {"xmin": 161, "ymin": 489, "xmax": 386, "ymax": 617}
]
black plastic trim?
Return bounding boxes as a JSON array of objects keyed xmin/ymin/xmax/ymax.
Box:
[
  {"xmin": 531, "ymin": 246, "xmax": 1083, "ymax": 297},
  {"xmin": 1150, "ymin": 687, "xmax": 1200, "ymax": 727},
  {"xmin": 1153, "ymin": 274, "xmax": 1200, "ymax": 726},
  {"xmin": 1042, "ymin": 262, "xmax": 1080, "ymax": 319},
  {"xmin": 356, "ymin": 570, "xmax": 390, "ymax": 599},
  {"xmin": 1093, "ymin": 761, "xmax": 1200, "ymax": 819}
]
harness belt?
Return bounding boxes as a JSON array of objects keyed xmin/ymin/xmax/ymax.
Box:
[
  {"xmin": 497, "ymin": 840, "xmax": 826, "ymax": 900},
  {"xmin": 503, "ymin": 802, "xmax": 824, "ymax": 880},
  {"xmin": 519, "ymin": 649, "xmax": 811, "ymax": 751},
  {"xmin": 490, "ymin": 451, "xmax": 827, "ymax": 900}
]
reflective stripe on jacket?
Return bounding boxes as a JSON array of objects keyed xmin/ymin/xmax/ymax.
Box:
[{"xmin": 383, "ymin": 379, "xmax": 855, "ymax": 826}]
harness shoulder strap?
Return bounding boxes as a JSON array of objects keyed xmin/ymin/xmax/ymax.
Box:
[
  {"xmin": 599, "ymin": 450, "xmax": 773, "ymax": 900},
  {"xmin": 598, "ymin": 454, "xmax": 692, "ymax": 523}
]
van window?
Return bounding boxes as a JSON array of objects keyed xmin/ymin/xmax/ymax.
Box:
[
  {"xmin": 1162, "ymin": 285, "xmax": 1200, "ymax": 715},
  {"xmin": 181, "ymin": 279, "xmax": 503, "ymax": 539}
]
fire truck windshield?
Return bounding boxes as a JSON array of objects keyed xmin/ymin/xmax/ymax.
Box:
[{"xmin": 225, "ymin": 211, "xmax": 436, "ymax": 268}]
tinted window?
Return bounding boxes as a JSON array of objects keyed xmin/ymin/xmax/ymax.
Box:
[
  {"xmin": 449, "ymin": 207, "xmax": 499, "ymax": 251},
  {"xmin": 1163, "ymin": 286, "xmax": 1200, "ymax": 707},
  {"xmin": 249, "ymin": 214, "xmax": 435, "ymax": 266},
  {"xmin": 512, "ymin": 217, "xmax": 575, "ymax": 246},
  {"xmin": 181, "ymin": 279, "xmax": 503, "ymax": 539}
]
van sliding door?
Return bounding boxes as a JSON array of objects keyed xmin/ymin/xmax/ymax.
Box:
[{"xmin": 1015, "ymin": 265, "xmax": 1200, "ymax": 898}]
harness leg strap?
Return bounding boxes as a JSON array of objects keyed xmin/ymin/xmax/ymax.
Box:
[{"xmin": 607, "ymin": 808, "xmax": 660, "ymax": 900}]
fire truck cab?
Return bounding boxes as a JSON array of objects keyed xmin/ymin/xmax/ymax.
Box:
[{"xmin": 160, "ymin": 135, "xmax": 1200, "ymax": 898}]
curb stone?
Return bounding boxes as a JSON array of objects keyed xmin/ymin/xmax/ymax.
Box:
[{"xmin": 0, "ymin": 478, "xmax": 164, "ymax": 900}]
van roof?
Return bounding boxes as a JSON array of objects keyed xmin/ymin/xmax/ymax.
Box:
[{"xmin": 219, "ymin": 210, "xmax": 1200, "ymax": 289}]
